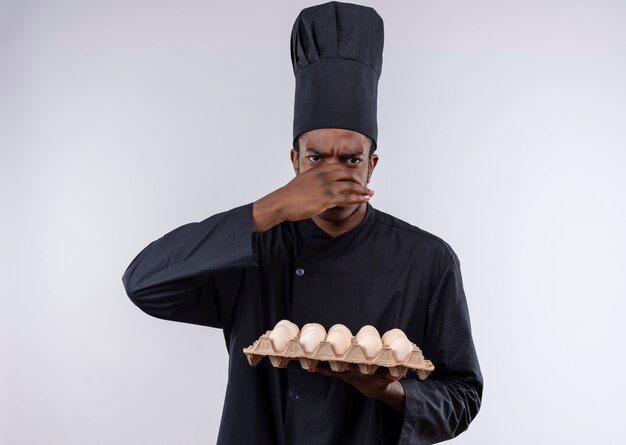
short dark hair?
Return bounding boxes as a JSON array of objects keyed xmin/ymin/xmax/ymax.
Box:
[{"xmin": 293, "ymin": 135, "xmax": 377, "ymax": 157}]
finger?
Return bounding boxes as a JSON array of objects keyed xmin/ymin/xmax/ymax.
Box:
[
  {"xmin": 378, "ymin": 367, "xmax": 401, "ymax": 382},
  {"xmin": 311, "ymin": 163, "xmax": 368, "ymax": 186},
  {"xmin": 329, "ymin": 181, "xmax": 374, "ymax": 196},
  {"xmin": 311, "ymin": 365, "xmax": 334, "ymax": 377},
  {"xmin": 329, "ymin": 170, "xmax": 368, "ymax": 186},
  {"xmin": 325, "ymin": 185, "xmax": 374, "ymax": 207},
  {"xmin": 324, "ymin": 195, "xmax": 370, "ymax": 211},
  {"xmin": 308, "ymin": 362, "xmax": 351, "ymax": 379}
]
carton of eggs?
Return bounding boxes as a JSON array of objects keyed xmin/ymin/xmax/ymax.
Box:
[{"xmin": 243, "ymin": 321, "xmax": 435, "ymax": 380}]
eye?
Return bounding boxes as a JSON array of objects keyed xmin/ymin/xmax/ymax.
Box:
[
  {"xmin": 346, "ymin": 157, "xmax": 362, "ymax": 165},
  {"xmin": 307, "ymin": 155, "xmax": 322, "ymax": 163}
]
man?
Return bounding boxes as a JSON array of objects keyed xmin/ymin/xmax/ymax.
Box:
[{"xmin": 122, "ymin": 2, "xmax": 482, "ymax": 444}]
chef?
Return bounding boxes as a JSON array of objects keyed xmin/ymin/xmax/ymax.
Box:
[{"xmin": 122, "ymin": 2, "xmax": 482, "ymax": 444}]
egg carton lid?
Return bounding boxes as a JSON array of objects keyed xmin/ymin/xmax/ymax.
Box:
[{"xmin": 243, "ymin": 331, "xmax": 435, "ymax": 380}]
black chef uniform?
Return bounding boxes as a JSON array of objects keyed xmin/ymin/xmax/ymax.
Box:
[{"xmin": 122, "ymin": 2, "xmax": 482, "ymax": 444}]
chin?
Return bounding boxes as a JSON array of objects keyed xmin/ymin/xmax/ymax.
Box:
[{"xmin": 318, "ymin": 205, "xmax": 361, "ymax": 223}]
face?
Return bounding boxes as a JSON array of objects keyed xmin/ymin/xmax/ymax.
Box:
[{"xmin": 291, "ymin": 128, "xmax": 379, "ymax": 223}]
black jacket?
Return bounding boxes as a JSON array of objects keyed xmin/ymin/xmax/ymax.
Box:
[{"xmin": 122, "ymin": 203, "xmax": 482, "ymax": 444}]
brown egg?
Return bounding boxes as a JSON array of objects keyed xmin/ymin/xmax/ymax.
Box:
[
  {"xmin": 327, "ymin": 323, "xmax": 351, "ymax": 335},
  {"xmin": 389, "ymin": 336, "xmax": 413, "ymax": 362},
  {"xmin": 299, "ymin": 323, "xmax": 326, "ymax": 353},
  {"xmin": 357, "ymin": 334, "xmax": 383, "ymax": 358},
  {"xmin": 356, "ymin": 325, "xmax": 381, "ymax": 341},
  {"xmin": 301, "ymin": 322, "xmax": 326, "ymax": 334},
  {"xmin": 382, "ymin": 328, "xmax": 407, "ymax": 346},
  {"xmin": 327, "ymin": 324, "xmax": 353, "ymax": 355},
  {"xmin": 274, "ymin": 319, "xmax": 300, "ymax": 338},
  {"xmin": 269, "ymin": 325, "xmax": 294, "ymax": 352}
]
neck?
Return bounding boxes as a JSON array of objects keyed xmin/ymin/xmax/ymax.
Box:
[{"xmin": 311, "ymin": 204, "xmax": 367, "ymax": 238}]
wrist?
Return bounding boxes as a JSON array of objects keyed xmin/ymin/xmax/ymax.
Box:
[
  {"xmin": 376, "ymin": 380, "xmax": 405, "ymax": 413},
  {"xmin": 252, "ymin": 190, "xmax": 287, "ymax": 232}
]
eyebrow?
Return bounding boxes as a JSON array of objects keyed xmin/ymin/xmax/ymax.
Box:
[{"xmin": 304, "ymin": 147, "xmax": 365, "ymax": 157}]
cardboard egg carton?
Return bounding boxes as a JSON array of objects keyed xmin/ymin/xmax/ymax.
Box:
[{"xmin": 243, "ymin": 331, "xmax": 435, "ymax": 380}]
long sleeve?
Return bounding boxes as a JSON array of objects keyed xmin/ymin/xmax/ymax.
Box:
[
  {"xmin": 121, "ymin": 203, "xmax": 257, "ymax": 329},
  {"xmin": 398, "ymin": 251, "xmax": 483, "ymax": 445}
]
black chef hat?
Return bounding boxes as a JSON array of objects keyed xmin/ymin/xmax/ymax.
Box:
[{"xmin": 290, "ymin": 1, "xmax": 384, "ymax": 151}]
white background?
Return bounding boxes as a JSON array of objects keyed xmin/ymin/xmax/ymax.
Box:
[{"xmin": 2, "ymin": 0, "xmax": 625, "ymax": 443}]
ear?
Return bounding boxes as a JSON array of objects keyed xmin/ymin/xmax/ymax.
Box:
[
  {"xmin": 367, "ymin": 154, "xmax": 379, "ymax": 183},
  {"xmin": 290, "ymin": 149, "xmax": 299, "ymax": 175}
]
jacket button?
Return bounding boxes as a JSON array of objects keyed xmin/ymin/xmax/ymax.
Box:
[
  {"xmin": 289, "ymin": 391, "xmax": 299, "ymax": 400},
  {"xmin": 295, "ymin": 268, "xmax": 305, "ymax": 276}
]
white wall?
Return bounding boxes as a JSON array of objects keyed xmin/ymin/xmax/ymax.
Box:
[{"xmin": 2, "ymin": 0, "xmax": 625, "ymax": 443}]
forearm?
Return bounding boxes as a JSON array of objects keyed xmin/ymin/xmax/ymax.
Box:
[
  {"xmin": 124, "ymin": 204, "xmax": 254, "ymax": 291},
  {"xmin": 122, "ymin": 203, "xmax": 256, "ymax": 326}
]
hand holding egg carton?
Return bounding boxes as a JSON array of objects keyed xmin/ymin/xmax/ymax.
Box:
[{"xmin": 243, "ymin": 320, "xmax": 435, "ymax": 380}]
